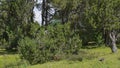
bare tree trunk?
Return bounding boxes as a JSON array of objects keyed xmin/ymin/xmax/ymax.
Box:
[
  {"xmin": 45, "ymin": 0, "xmax": 48, "ymax": 26},
  {"xmin": 42, "ymin": 0, "xmax": 45, "ymax": 25},
  {"xmin": 110, "ymin": 41, "xmax": 117, "ymax": 53},
  {"xmin": 42, "ymin": 0, "xmax": 49, "ymax": 26},
  {"xmin": 109, "ymin": 30, "xmax": 117, "ymax": 53}
]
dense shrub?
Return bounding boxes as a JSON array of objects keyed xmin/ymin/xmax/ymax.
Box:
[
  {"xmin": 18, "ymin": 23, "xmax": 82, "ymax": 64},
  {"xmin": 18, "ymin": 37, "xmax": 41, "ymax": 64},
  {"xmin": 0, "ymin": 39, "xmax": 8, "ymax": 49}
]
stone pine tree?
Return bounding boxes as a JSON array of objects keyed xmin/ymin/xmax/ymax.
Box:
[
  {"xmin": 84, "ymin": 0, "xmax": 120, "ymax": 53},
  {"xmin": 51, "ymin": 0, "xmax": 82, "ymax": 24},
  {"xmin": 51, "ymin": 0, "xmax": 120, "ymax": 53},
  {"xmin": 0, "ymin": 0, "xmax": 35, "ymax": 50},
  {"xmin": 103, "ymin": 0, "xmax": 120, "ymax": 53}
]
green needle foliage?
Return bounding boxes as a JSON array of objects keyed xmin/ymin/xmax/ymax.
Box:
[{"xmin": 18, "ymin": 23, "xmax": 82, "ymax": 64}]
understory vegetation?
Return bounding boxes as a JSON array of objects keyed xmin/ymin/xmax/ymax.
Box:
[
  {"xmin": 0, "ymin": 0, "xmax": 120, "ymax": 67},
  {"xmin": 0, "ymin": 47, "xmax": 120, "ymax": 68},
  {"xmin": 18, "ymin": 23, "xmax": 82, "ymax": 64}
]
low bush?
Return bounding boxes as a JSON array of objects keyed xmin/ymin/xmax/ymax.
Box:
[
  {"xmin": 18, "ymin": 37, "xmax": 38, "ymax": 64},
  {"xmin": 18, "ymin": 23, "xmax": 82, "ymax": 64}
]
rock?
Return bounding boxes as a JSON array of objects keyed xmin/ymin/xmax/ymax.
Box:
[{"xmin": 99, "ymin": 58, "xmax": 104, "ymax": 62}]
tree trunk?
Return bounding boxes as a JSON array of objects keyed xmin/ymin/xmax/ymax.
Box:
[
  {"xmin": 45, "ymin": 0, "xmax": 48, "ymax": 26},
  {"xmin": 42, "ymin": 0, "xmax": 45, "ymax": 25},
  {"xmin": 42, "ymin": 0, "xmax": 49, "ymax": 26},
  {"xmin": 110, "ymin": 41, "xmax": 117, "ymax": 53},
  {"xmin": 109, "ymin": 30, "xmax": 117, "ymax": 53}
]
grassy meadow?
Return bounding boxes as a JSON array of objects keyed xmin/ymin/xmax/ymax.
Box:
[{"xmin": 0, "ymin": 47, "xmax": 120, "ymax": 68}]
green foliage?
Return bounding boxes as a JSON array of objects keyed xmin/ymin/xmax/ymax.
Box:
[
  {"xmin": 0, "ymin": 0, "xmax": 35, "ymax": 50},
  {"xmin": 84, "ymin": 0, "xmax": 120, "ymax": 30},
  {"xmin": 1, "ymin": 0, "xmax": 120, "ymax": 66},
  {"xmin": 79, "ymin": 0, "xmax": 120, "ymax": 47},
  {"xmin": 29, "ymin": 23, "xmax": 40, "ymax": 38},
  {"xmin": 0, "ymin": 39, "xmax": 8, "ymax": 49},
  {"xmin": 18, "ymin": 37, "xmax": 42, "ymax": 64},
  {"xmin": 81, "ymin": 29, "xmax": 104, "ymax": 46},
  {"xmin": 95, "ymin": 33, "xmax": 104, "ymax": 46},
  {"xmin": 18, "ymin": 23, "xmax": 82, "ymax": 64}
]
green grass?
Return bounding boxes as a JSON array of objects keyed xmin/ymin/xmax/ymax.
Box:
[
  {"xmin": 29, "ymin": 47, "xmax": 120, "ymax": 68},
  {"xmin": 0, "ymin": 50, "xmax": 28, "ymax": 68},
  {"xmin": 0, "ymin": 54, "xmax": 19, "ymax": 68},
  {"xmin": 0, "ymin": 47, "xmax": 120, "ymax": 68}
]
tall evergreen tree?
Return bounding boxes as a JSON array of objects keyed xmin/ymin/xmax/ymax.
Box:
[
  {"xmin": 0, "ymin": 0, "xmax": 35, "ymax": 50},
  {"xmin": 84, "ymin": 0, "xmax": 120, "ymax": 53}
]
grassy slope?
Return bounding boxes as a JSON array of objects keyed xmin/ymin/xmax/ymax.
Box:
[
  {"xmin": 0, "ymin": 54, "xmax": 19, "ymax": 68},
  {"xmin": 0, "ymin": 49, "xmax": 20, "ymax": 68},
  {"xmin": 29, "ymin": 47, "xmax": 120, "ymax": 68},
  {"xmin": 0, "ymin": 47, "xmax": 120, "ymax": 68}
]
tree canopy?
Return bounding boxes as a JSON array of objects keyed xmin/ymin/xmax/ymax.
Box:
[{"xmin": 0, "ymin": 0, "xmax": 120, "ymax": 65}]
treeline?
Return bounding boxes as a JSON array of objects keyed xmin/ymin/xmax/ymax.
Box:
[{"xmin": 0, "ymin": 0, "xmax": 120, "ymax": 64}]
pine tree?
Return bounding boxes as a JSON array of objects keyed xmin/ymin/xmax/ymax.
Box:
[
  {"xmin": 84, "ymin": 0, "xmax": 120, "ymax": 53},
  {"xmin": 0, "ymin": 0, "xmax": 35, "ymax": 50}
]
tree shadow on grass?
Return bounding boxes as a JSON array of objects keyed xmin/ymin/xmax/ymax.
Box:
[
  {"xmin": 0, "ymin": 49, "xmax": 17, "ymax": 55},
  {"xmin": 81, "ymin": 45, "xmax": 99, "ymax": 49}
]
